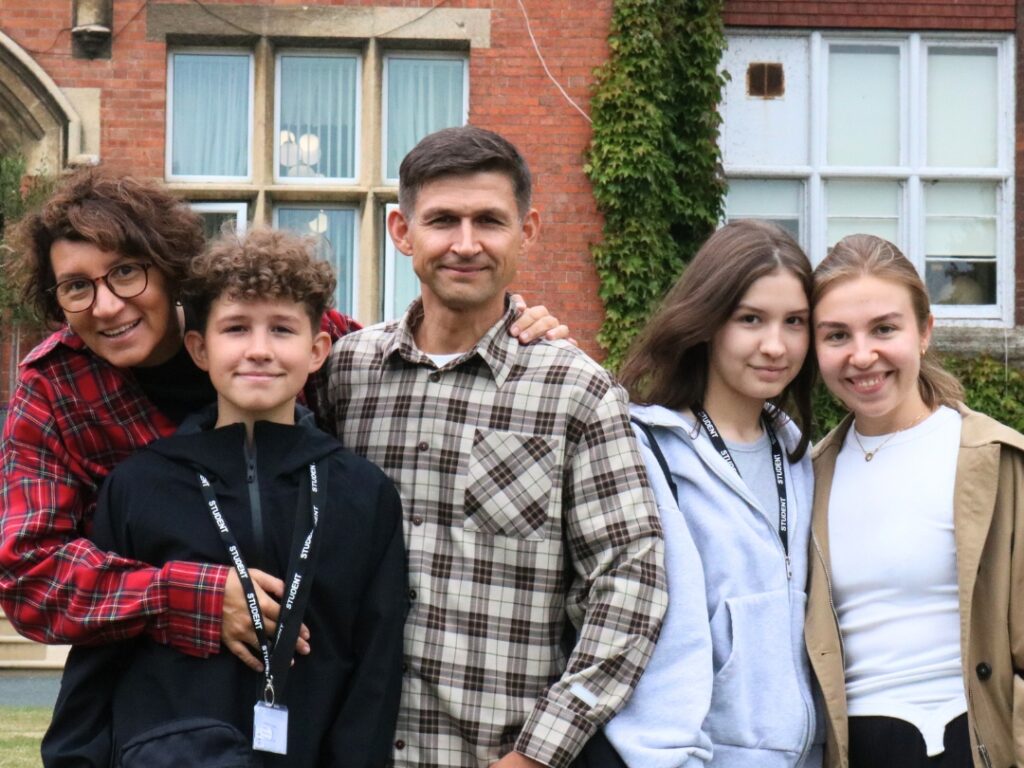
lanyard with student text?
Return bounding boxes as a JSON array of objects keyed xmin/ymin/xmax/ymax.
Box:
[
  {"xmin": 693, "ymin": 407, "xmax": 790, "ymax": 577},
  {"xmin": 197, "ymin": 459, "xmax": 325, "ymax": 753}
]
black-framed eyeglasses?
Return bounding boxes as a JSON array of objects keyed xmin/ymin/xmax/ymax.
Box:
[{"xmin": 50, "ymin": 262, "xmax": 154, "ymax": 313}]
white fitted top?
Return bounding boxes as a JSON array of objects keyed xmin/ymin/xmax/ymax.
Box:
[{"xmin": 829, "ymin": 406, "xmax": 966, "ymax": 756}]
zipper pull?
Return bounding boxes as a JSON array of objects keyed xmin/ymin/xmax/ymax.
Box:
[
  {"xmin": 785, "ymin": 554, "xmax": 793, "ymax": 581},
  {"xmin": 977, "ymin": 742, "xmax": 992, "ymax": 768}
]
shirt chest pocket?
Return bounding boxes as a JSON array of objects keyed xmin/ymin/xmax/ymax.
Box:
[{"xmin": 462, "ymin": 429, "xmax": 558, "ymax": 541}]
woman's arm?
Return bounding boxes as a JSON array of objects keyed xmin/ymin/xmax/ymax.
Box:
[{"xmin": 0, "ymin": 369, "xmax": 228, "ymax": 657}]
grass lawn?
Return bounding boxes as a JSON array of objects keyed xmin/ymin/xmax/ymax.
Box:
[{"xmin": 0, "ymin": 707, "xmax": 49, "ymax": 768}]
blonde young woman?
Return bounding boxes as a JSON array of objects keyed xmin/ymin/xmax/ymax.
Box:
[
  {"xmin": 806, "ymin": 234, "xmax": 1024, "ymax": 768},
  {"xmin": 606, "ymin": 219, "xmax": 822, "ymax": 767}
]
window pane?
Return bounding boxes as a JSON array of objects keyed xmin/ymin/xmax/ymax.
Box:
[
  {"xmin": 383, "ymin": 205, "xmax": 420, "ymax": 320},
  {"xmin": 725, "ymin": 179, "xmax": 803, "ymax": 241},
  {"xmin": 927, "ymin": 48, "xmax": 998, "ymax": 167},
  {"xmin": 192, "ymin": 203, "xmax": 247, "ymax": 241},
  {"xmin": 925, "ymin": 181, "xmax": 997, "ymax": 305},
  {"xmin": 826, "ymin": 180, "xmax": 900, "ymax": 245},
  {"xmin": 198, "ymin": 212, "xmax": 238, "ymax": 241},
  {"xmin": 170, "ymin": 53, "xmax": 250, "ymax": 177},
  {"xmin": 827, "ymin": 46, "xmax": 900, "ymax": 166},
  {"xmin": 278, "ymin": 55, "xmax": 358, "ymax": 180},
  {"xmin": 277, "ymin": 207, "xmax": 356, "ymax": 314},
  {"xmin": 386, "ymin": 58, "xmax": 465, "ymax": 179}
]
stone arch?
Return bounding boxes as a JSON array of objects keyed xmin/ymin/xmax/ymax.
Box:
[{"xmin": 0, "ymin": 31, "xmax": 83, "ymax": 173}]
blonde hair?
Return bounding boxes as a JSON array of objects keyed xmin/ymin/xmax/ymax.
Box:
[{"xmin": 813, "ymin": 234, "xmax": 963, "ymax": 408}]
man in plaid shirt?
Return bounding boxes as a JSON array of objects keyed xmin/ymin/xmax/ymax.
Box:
[{"xmin": 320, "ymin": 126, "xmax": 668, "ymax": 768}]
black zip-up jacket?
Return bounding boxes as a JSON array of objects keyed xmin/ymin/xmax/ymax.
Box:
[{"xmin": 43, "ymin": 407, "xmax": 407, "ymax": 768}]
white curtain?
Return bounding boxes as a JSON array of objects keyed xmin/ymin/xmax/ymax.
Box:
[
  {"xmin": 277, "ymin": 208, "xmax": 356, "ymax": 315},
  {"xmin": 171, "ymin": 53, "xmax": 250, "ymax": 177},
  {"xmin": 827, "ymin": 46, "xmax": 900, "ymax": 167},
  {"xmin": 278, "ymin": 55, "xmax": 358, "ymax": 180},
  {"xmin": 927, "ymin": 49, "xmax": 998, "ymax": 168},
  {"xmin": 826, "ymin": 180, "xmax": 900, "ymax": 245},
  {"xmin": 386, "ymin": 58, "xmax": 465, "ymax": 179}
]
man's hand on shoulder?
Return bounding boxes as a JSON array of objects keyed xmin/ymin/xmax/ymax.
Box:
[
  {"xmin": 509, "ymin": 294, "xmax": 575, "ymax": 346},
  {"xmin": 489, "ymin": 751, "xmax": 546, "ymax": 768}
]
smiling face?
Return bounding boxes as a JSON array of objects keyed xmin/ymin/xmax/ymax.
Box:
[
  {"xmin": 50, "ymin": 239, "xmax": 181, "ymax": 368},
  {"xmin": 706, "ymin": 269, "xmax": 810, "ymax": 416},
  {"xmin": 814, "ymin": 274, "xmax": 933, "ymax": 435},
  {"xmin": 184, "ymin": 296, "xmax": 331, "ymax": 429},
  {"xmin": 388, "ymin": 171, "xmax": 540, "ymax": 335}
]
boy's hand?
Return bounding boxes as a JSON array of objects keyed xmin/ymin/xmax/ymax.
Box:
[
  {"xmin": 509, "ymin": 294, "xmax": 574, "ymax": 345},
  {"xmin": 222, "ymin": 568, "xmax": 311, "ymax": 672}
]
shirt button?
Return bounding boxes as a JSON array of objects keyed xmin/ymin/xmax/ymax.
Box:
[
  {"xmin": 412, "ymin": 514, "xmax": 424, "ymax": 526},
  {"xmin": 409, "ymin": 589, "xmax": 417, "ymax": 600},
  {"xmin": 417, "ymin": 441, "xmax": 429, "ymax": 452},
  {"xmin": 395, "ymin": 739, "xmax": 406, "ymax": 750},
  {"xmin": 428, "ymin": 372, "xmax": 440, "ymax": 382},
  {"xmin": 976, "ymin": 662, "xmax": 992, "ymax": 681}
]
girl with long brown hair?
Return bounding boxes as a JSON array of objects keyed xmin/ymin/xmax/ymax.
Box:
[{"xmin": 606, "ymin": 219, "xmax": 822, "ymax": 767}]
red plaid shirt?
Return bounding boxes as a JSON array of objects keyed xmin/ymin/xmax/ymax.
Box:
[{"xmin": 0, "ymin": 310, "xmax": 356, "ymax": 656}]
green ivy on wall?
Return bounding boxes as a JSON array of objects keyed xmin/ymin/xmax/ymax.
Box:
[
  {"xmin": 0, "ymin": 154, "xmax": 54, "ymax": 321},
  {"xmin": 585, "ymin": 0, "xmax": 728, "ymax": 367}
]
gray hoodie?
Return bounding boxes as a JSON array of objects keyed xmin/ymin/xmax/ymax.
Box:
[{"xmin": 605, "ymin": 404, "xmax": 822, "ymax": 768}]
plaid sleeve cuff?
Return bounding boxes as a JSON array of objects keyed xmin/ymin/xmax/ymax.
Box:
[
  {"xmin": 154, "ymin": 561, "xmax": 229, "ymax": 657},
  {"xmin": 514, "ymin": 697, "xmax": 596, "ymax": 768}
]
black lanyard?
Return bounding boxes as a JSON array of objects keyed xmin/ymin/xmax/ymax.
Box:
[
  {"xmin": 197, "ymin": 459, "xmax": 325, "ymax": 704},
  {"xmin": 693, "ymin": 408, "xmax": 789, "ymax": 567}
]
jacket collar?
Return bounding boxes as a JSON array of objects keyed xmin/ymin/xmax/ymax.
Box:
[
  {"xmin": 379, "ymin": 295, "xmax": 520, "ymax": 387},
  {"xmin": 21, "ymin": 325, "xmax": 85, "ymax": 367},
  {"xmin": 147, "ymin": 404, "xmax": 337, "ymax": 484}
]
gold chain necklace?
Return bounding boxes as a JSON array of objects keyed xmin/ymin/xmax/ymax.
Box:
[{"xmin": 852, "ymin": 411, "xmax": 930, "ymax": 462}]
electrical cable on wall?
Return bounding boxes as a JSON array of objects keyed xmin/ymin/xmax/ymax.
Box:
[
  {"xmin": 515, "ymin": 0, "xmax": 592, "ymax": 124},
  {"xmin": 19, "ymin": 0, "xmax": 149, "ymax": 56},
  {"xmin": 188, "ymin": 0, "xmax": 261, "ymax": 36}
]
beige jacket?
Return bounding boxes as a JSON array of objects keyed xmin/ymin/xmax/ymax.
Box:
[{"xmin": 805, "ymin": 405, "xmax": 1024, "ymax": 768}]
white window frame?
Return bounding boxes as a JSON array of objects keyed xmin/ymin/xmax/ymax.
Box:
[
  {"xmin": 273, "ymin": 49, "xmax": 362, "ymax": 186},
  {"xmin": 272, "ymin": 204, "xmax": 361, "ymax": 313},
  {"xmin": 191, "ymin": 201, "xmax": 248, "ymax": 236},
  {"xmin": 166, "ymin": 48, "xmax": 255, "ymax": 183},
  {"xmin": 381, "ymin": 51, "xmax": 470, "ymax": 184},
  {"xmin": 723, "ymin": 30, "xmax": 1015, "ymax": 325}
]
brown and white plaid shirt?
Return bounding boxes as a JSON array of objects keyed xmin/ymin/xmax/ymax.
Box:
[{"xmin": 320, "ymin": 298, "xmax": 667, "ymax": 768}]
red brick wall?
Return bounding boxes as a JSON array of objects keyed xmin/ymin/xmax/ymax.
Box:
[
  {"xmin": 0, "ymin": 0, "xmax": 611, "ymax": 395},
  {"xmin": 723, "ymin": 0, "xmax": 1014, "ymax": 31}
]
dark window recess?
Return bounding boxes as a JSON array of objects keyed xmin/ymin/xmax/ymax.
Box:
[{"xmin": 747, "ymin": 62, "xmax": 785, "ymax": 98}]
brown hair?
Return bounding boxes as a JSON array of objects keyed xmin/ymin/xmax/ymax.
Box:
[
  {"xmin": 7, "ymin": 168, "xmax": 204, "ymax": 325},
  {"xmin": 398, "ymin": 126, "xmax": 532, "ymax": 217},
  {"xmin": 813, "ymin": 233, "xmax": 964, "ymax": 408},
  {"xmin": 619, "ymin": 219, "xmax": 815, "ymax": 460},
  {"xmin": 184, "ymin": 227, "xmax": 336, "ymax": 331}
]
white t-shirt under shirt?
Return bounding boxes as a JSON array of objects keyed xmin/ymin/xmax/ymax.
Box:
[{"xmin": 828, "ymin": 405, "xmax": 965, "ymax": 756}]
